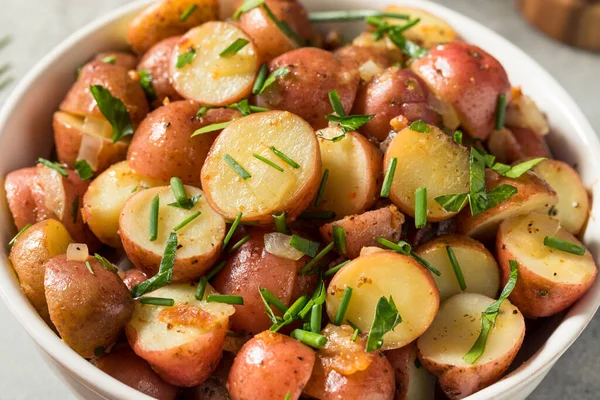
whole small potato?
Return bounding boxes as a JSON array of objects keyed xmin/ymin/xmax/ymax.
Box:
[
  {"xmin": 227, "ymin": 331, "xmax": 316, "ymax": 400},
  {"xmin": 45, "ymin": 255, "xmax": 133, "ymax": 358},
  {"xmin": 9, "ymin": 220, "xmax": 73, "ymax": 324},
  {"xmin": 5, "ymin": 167, "xmax": 38, "ymax": 230},
  {"xmin": 334, "ymin": 45, "xmax": 395, "ymax": 82},
  {"xmin": 352, "ymin": 67, "xmax": 440, "ymax": 141},
  {"xmin": 128, "ymin": 101, "xmax": 239, "ymax": 186},
  {"xmin": 258, "ymin": 48, "xmax": 360, "ymax": 129},
  {"xmin": 95, "ymin": 51, "xmax": 138, "ymax": 70},
  {"xmin": 137, "ymin": 36, "xmax": 184, "ymax": 106}
]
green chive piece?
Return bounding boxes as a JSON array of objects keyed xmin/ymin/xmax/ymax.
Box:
[
  {"xmin": 495, "ymin": 93, "xmax": 507, "ymax": 130},
  {"xmin": 101, "ymin": 55, "xmax": 116, "ymax": 64},
  {"xmin": 328, "ymin": 90, "xmax": 346, "ymax": 116},
  {"xmin": 290, "ymin": 234, "xmax": 320, "ymax": 257},
  {"xmin": 252, "ymin": 64, "xmax": 268, "ymax": 95},
  {"xmin": 414, "ymin": 187, "xmax": 427, "ymax": 229},
  {"xmin": 262, "ymin": 3, "xmax": 304, "ymax": 45},
  {"xmin": 273, "ymin": 211, "xmax": 288, "ymax": 234},
  {"xmin": 173, "ymin": 211, "xmax": 201, "ymax": 232},
  {"xmin": 284, "ymin": 393, "xmax": 291, "ymax": 400},
  {"xmin": 196, "ymin": 105, "xmax": 213, "ymax": 117},
  {"xmin": 324, "ymin": 260, "xmax": 350, "ymax": 277},
  {"xmin": 334, "ymin": 287, "xmax": 353, "ymax": 325},
  {"xmin": 299, "ymin": 211, "xmax": 336, "ymax": 220},
  {"xmin": 270, "ymin": 146, "xmax": 300, "ymax": 168},
  {"xmin": 381, "ymin": 158, "xmax": 398, "ymax": 198},
  {"xmin": 352, "ymin": 328, "xmax": 359, "ymax": 342},
  {"xmin": 388, "ymin": 31, "xmax": 428, "ymax": 59},
  {"xmin": 314, "ymin": 169, "xmax": 329, "ymax": 207},
  {"xmin": 224, "ymin": 212, "xmax": 243, "ymax": 247},
  {"xmin": 195, "ymin": 277, "xmax": 208, "ymax": 300},
  {"xmin": 207, "ymin": 294, "xmax": 244, "ymax": 305},
  {"xmin": 85, "ymin": 261, "xmax": 94, "ymax": 275},
  {"xmin": 232, "ymin": 0, "xmax": 265, "ymax": 20},
  {"xmin": 495, "ymin": 158, "xmax": 546, "ymax": 179},
  {"xmin": 176, "ymin": 47, "xmax": 197, "ymax": 68},
  {"xmin": 224, "ymin": 154, "xmax": 252, "ymax": 180},
  {"xmin": 179, "ymin": 4, "xmax": 197, "ymax": 21},
  {"xmin": 74, "ymin": 160, "xmax": 93, "ymax": 180},
  {"xmin": 170, "ymin": 177, "xmax": 194, "ymax": 209},
  {"xmin": 38, "ymin": 158, "xmax": 68, "ymax": 177},
  {"xmin": 206, "ymin": 260, "xmax": 228, "ymax": 281},
  {"xmin": 220, "ymin": 38, "xmax": 250, "ymax": 57},
  {"xmin": 332, "ymin": 225, "xmax": 347, "ymax": 255},
  {"xmin": 259, "ymin": 67, "xmax": 291, "ymax": 94},
  {"xmin": 411, "ymin": 251, "xmax": 442, "ymax": 276},
  {"xmin": 446, "ymin": 246, "xmax": 466, "ymax": 291},
  {"xmin": 94, "ymin": 253, "xmax": 118, "ymax": 273},
  {"xmin": 290, "ymin": 329, "xmax": 327, "ymax": 348},
  {"xmin": 409, "ymin": 120, "xmax": 430, "ymax": 133},
  {"xmin": 140, "ymin": 297, "xmax": 175, "ymax": 306},
  {"xmin": 253, "ymin": 153, "xmax": 284, "ymax": 172},
  {"xmin": 191, "ymin": 121, "xmax": 232, "ymax": 136},
  {"xmin": 308, "ymin": 10, "xmax": 409, "ymax": 22},
  {"xmin": 284, "ymin": 295, "xmax": 309, "ymax": 321},
  {"xmin": 543, "ymin": 236, "xmax": 585, "ymax": 256},
  {"xmin": 228, "ymin": 234, "xmax": 252, "ymax": 253},
  {"xmin": 454, "ymin": 130, "xmax": 463, "ymax": 145},
  {"xmin": 138, "ymin": 69, "xmax": 156, "ymax": 100},
  {"xmin": 131, "ymin": 233, "xmax": 178, "ymax": 297},
  {"xmin": 300, "ymin": 242, "xmax": 335, "ymax": 275},
  {"xmin": 260, "ymin": 287, "xmax": 288, "ymax": 313},
  {"xmin": 377, "ymin": 238, "xmax": 411, "ymax": 254},
  {"xmin": 149, "ymin": 195, "xmax": 159, "ymax": 241},
  {"xmin": 310, "ymin": 304, "xmax": 323, "ymax": 333},
  {"xmin": 324, "ymin": 114, "xmax": 374, "ymax": 134}
]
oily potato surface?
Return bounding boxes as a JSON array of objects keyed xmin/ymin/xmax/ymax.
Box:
[{"xmin": 137, "ymin": 36, "xmax": 184, "ymax": 106}]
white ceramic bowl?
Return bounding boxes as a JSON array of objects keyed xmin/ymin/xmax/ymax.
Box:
[{"xmin": 0, "ymin": 0, "xmax": 598, "ymax": 399}]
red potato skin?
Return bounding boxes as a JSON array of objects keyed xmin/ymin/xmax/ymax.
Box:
[
  {"xmin": 385, "ymin": 345, "xmax": 413, "ymax": 400},
  {"xmin": 122, "ymin": 269, "xmax": 148, "ymax": 291},
  {"xmin": 137, "ymin": 36, "xmax": 184, "ymax": 107},
  {"xmin": 227, "ymin": 331, "xmax": 316, "ymax": 400},
  {"xmin": 411, "ymin": 42, "xmax": 511, "ymax": 140},
  {"xmin": 352, "ymin": 67, "xmax": 440, "ymax": 141},
  {"xmin": 127, "ymin": 101, "xmax": 240, "ymax": 186},
  {"xmin": 212, "ymin": 228, "xmax": 316, "ymax": 335},
  {"xmin": 5, "ymin": 167, "xmax": 38, "ymax": 230},
  {"xmin": 95, "ymin": 52, "xmax": 138, "ymax": 70},
  {"xmin": 486, "ymin": 128, "xmax": 526, "ymax": 164},
  {"xmin": 96, "ymin": 344, "xmax": 178, "ymax": 400},
  {"xmin": 259, "ymin": 48, "xmax": 361, "ymax": 130},
  {"xmin": 510, "ymin": 126, "xmax": 552, "ymax": 159}
]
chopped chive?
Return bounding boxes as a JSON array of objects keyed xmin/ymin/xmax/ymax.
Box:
[
  {"xmin": 196, "ymin": 105, "xmax": 213, "ymax": 117},
  {"xmin": 168, "ymin": 194, "xmax": 201, "ymax": 210},
  {"xmin": 38, "ymin": 158, "xmax": 68, "ymax": 177},
  {"xmin": 101, "ymin": 55, "xmax": 116, "ymax": 64},
  {"xmin": 131, "ymin": 233, "xmax": 178, "ymax": 297},
  {"xmin": 454, "ymin": 130, "xmax": 463, "ymax": 145},
  {"xmin": 411, "ymin": 251, "xmax": 441, "ymax": 276},
  {"xmin": 85, "ymin": 261, "xmax": 94, "ymax": 275},
  {"xmin": 191, "ymin": 121, "xmax": 232, "ymax": 136},
  {"xmin": 253, "ymin": 153, "xmax": 284, "ymax": 172},
  {"xmin": 328, "ymin": 90, "xmax": 346, "ymax": 116},
  {"xmin": 495, "ymin": 94, "xmax": 507, "ymax": 130},
  {"xmin": 228, "ymin": 234, "xmax": 252, "ymax": 253},
  {"xmin": 290, "ymin": 234, "xmax": 320, "ymax": 257},
  {"xmin": 284, "ymin": 295, "xmax": 309, "ymax": 321},
  {"xmin": 332, "ymin": 225, "xmax": 347, "ymax": 255},
  {"xmin": 270, "ymin": 146, "xmax": 299, "ymax": 168},
  {"xmin": 414, "ymin": 187, "xmax": 427, "ymax": 229},
  {"xmin": 334, "ymin": 287, "xmax": 353, "ymax": 326},
  {"xmin": 544, "ymin": 236, "xmax": 585, "ymax": 256},
  {"xmin": 93, "ymin": 253, "xmax": 118, "ymax": 273},
  {"xmin": 138, "ymin": 69, "xmax": 156, "ymax": 100},
  {"xmin": 224, "ymin": 154, "xmax": 252, "ymax": 180},
  {"xmin": 252, "ymin": 64, "xmax": 268, "ymax": 95},
  {"xmin": 179, "ymin": 4, "xmax": 197, "ymax": 21},
  {"xmin": 273, "ymin": 211, "xmax": 288, "ymax": 234},
  {"xmin": 207, "ymin": 294, "xmax": 244, "ymax": 305},
  {"xmin": 262, "ymin": 3, "xmax": 304, "ymax": 45},
  {"xmin": 300, "ymin": 242, "xmax": 335, "ymax": 275},
  {"xmin": 290, "ymin": 329, "xmax": 327, "ymax": 348},
  {"xmin": 176, "ymin": 47, "xmax": 197, "ymax": 68},
  {"xmin": 232, "ymin": 0, "xmax": 265, "ymax": 20},
  {"xmin": 169, "ymin": 177, "xmax": 194, "ymax": 209},
  {"xmin": 381, "ymin": 157, "xmax": 397, "ymax": 198},
  {"xmin": 314, "ymin": 169, "xmax": 329, "ymax": 207},
  {"xmin": 220, "ymin": 38, "xmax": 250, "ymax": 57},
  {"xmin": 224, "ymin": 212, "xmax": 242, "ymax": 247},
  {"xmin": 173, "ymin": 211, "xmax": 201, "ymax": 232},
  {"xmin": 140, "ymin": 297, "xmax": 175, "ymax": 306},
  {"xmin": 299, "ymin": 211, "xmax": 336, "ymax": 220},
  {"xmin": 74, "ymin": 160, "xmax": 93, "ymax": 180},
  {"xmin": 446, "ymin": 246, "xmax": 466, "ymax": 291},
  {"xmin": 259, "ymin": 67, "xmax": 291, "ymax": 94},
  {"xmin": 409, "ymin": 120, "xmax": 430, "ymax": 133},
  {"xmin": 378, "ymin": 238, "xmax": 412, "ymax": 254},
  {"xmin": 195, "ymin": 277, "xmax": 208, "ymax": 300},
  {"xmin": 260, "ymin": 287, "xmax": 288, "ymax": 313},
  {"xmin": 325, "ymin": 114, "xmax": 374, "ymax": 134},
  {"xmin": 284, "ymin": 393, "xmax": 291, "ymax": 400},
  {"xmin": 149, "ymin": 195, "xmax": 159, "ymax": 241},
  {"xmin": 206, "ymin": 260, "xmax": 228, "ymax": 280},
  {"xmin": 308, "ymin": 10, "xmax": 409, "ymax": 22},
  {"xmin": 310, "ymin": 304, "xmax": 323, "ymax": 333},
  {"xmin": 324, "ymin": 260, "xmax": 350, "ymax": 277},
  {"xmin": 388, "ymin": 31, "xmax": 428, "ymax": 59},
  {"xmin": 352, "ymin": 328, "xmax": 359, "ymax": 342}
]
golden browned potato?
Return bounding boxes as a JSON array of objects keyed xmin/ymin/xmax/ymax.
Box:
[
  {"xmin": 505, "ymin": 88, "xmax": 549, "ymax": 136},
  {"xmin": 127, "ymin": 0, "xmax": 219, "ymax": 55},
  {"xmin": 326, "ymin": 251, "xmax": 439, "ymax": 350},
  {"xmin": 95, "ymin": 52, "xmax": 138, "ymax": 69},
  {"xmin": 127, "ymin": 101, "xmax": 238, "ymax": 186},
  {"xmin": 486, "ymin": 128, "xmax": 526, "ymax": 165},
  {"xmin": 170, "ymin": 22, "xmax": 259, "ymax": 106},
  {"xmin": 532, "ymin": 159, "xmax": 589, "ymax": 235},
  {"xmin": 456, "ymin": 170, "xmax": 558, "ymax": 240},
  {"xmin": 120, "ymin": 185, "xmax": 226, "ymax": 282},
  {"xmin": 319, "ymin": 205, "xmax": 405, "ymax": 259},
  {"xmin": 382, "ymin": 6, "xmax": 458, "ymax": 48},
  {"xmin": 386, "ymin": 343, "xmax": 436, "ymax": 400},
  {"xmin": 201, "ymin": 111, "xmax": 321, "ymax": 224},
  {"xmin": 4, "ymin": 167, "xmax": 38, "ymax": 230},
  {"xmin": 384, "ymin": 124, "xmax": 470, "ymax": 221},
  {"xmin": 83, "ymin": 161, "xmax": 166, "ymax": 248},
  {"xmin": 415, "ymin": 235, "xmax": 500, "ymax": 302},
  {"xmin": 126, "ymin": 283, "xmax": 235, "ymax": 387},
  {"xmin": 417, "ymin": 293, "xmax": 525, "ymax": 399},
  {"xmin": 45, "ymin": 255, "xmax": 133, "ymax": 358},
  {"xmin": 497, "ymin": 212, "xmax": 597, "ymax": 317},
  {"xmin": 9, "ymin": 220, "xmax": 73, "ymax": 323}
]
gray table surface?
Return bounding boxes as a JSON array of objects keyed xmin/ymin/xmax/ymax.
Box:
[{"xmin": 0, "ymin": 0, "xmax": 598, "ymax": 399}]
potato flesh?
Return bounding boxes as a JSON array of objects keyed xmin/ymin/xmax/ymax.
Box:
[
  {"xmin": 201, "ymin": 111, "xmax": 319, "ymax": 220},
  {"xmin": 502, "ymin": 213, "xmax": 595, "ymax": 284},
  {"xmin": 55, "ymin": 111, "xmax": 112, "ymax": 139},
  {"xmin": 129, "ymin": 283, "xmax": 234, "ymax": 351},
  {"xmin": 406, "ymin": 349, "xmax": 436, "ymax": 400},
  {"xmin": 385, "ymin": 126, "xmax": 470, "ymax": 220},
  {"xmin": 171, "ymin": 22, "xmax": 258, "ymax": 105},
  {"xmin": 326, "ymin": 252, "xmax": 438, "ymax": 349},
  {"xmin": 383, "ymin": 6, "xmax": 457, "ymax": 48},
  {"xmin": 505, "ymin": 91, "xmax": 549, "ymax": 136},
  {"xmin": 120, "ymin": 186, "xmax": 225, "ymax": 259},
  {"xmin": 417, "ymin": 293, "xmax": 524, "ymax": 367},
  {"xmin": 84, "ymin": 161, "xmax": 165, "ymax": 247}
]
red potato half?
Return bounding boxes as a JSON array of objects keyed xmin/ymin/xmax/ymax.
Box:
[
  {"xmin": 456, "ymin": 170, "xmax": 558, "ymax": 240},
  {"xmin": 417, "ymin": 293, "xmax": 525, "ymax": 399},
  {"xmin": 382, "ymin": 6, "xmax": 458, "ymax": 49},
  {"xmin": 411, "ymin": 42, "xmax": 511, "ymax": 140},
  {"xmin": 4, "ymin": 167, "xmax": 38, "ymax": 230},
  {"xmin": 326, "ymin": 251, "xmax": 439, "ymax": 350},
  {"xmin": 497, "ymin": 212, "xmax": 597, "ymax": 317},
  {"xmin": 383, "ymin": 124, "xmax": 470, "ymax": 221},
  {"xmin": 386, "ymin": 343, "xmax": 436, "ymax": 400},
  {"xmin": 505, "ymin": 88, "xmax": 549, "ymax": 136},
  {"xmin": 171, "ymin": 22, "xmax": 259, "ymax": 106},
  {"xmin": 126, "ymin": 283, "xmax": 235, "ymax": 387},
  {"xmin": 120, "ymin": 185, "xmax": 226, "ymax": 282},
  {"xmin": 415, "ymin": 235, "xmax": 501, "ymax": 302},
  {"xmin": 200, "ymin": 111, "xmax": 321, "ymax": 224},
  {"xmin": 137, "ymin": 36, "xmax": 184, "ymax": 106}
]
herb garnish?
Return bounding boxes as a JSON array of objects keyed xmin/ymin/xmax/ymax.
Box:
[
  {"xmin": 89, "ymin": 85, "xmax": 134, "ymax": 142},
  {"xmin": 366, "ymin": 296, "xmax": 402, "ymax": 352},
  {"xmin": 131, "ymin": 232, "xmax": 178, "ymax": 297},
  {"xmin": 74, "ymin": 160, "xmax": 93, "ymax": 180}
]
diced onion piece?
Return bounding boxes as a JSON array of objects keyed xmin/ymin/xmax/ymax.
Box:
[
  {"xmin": 38, "ymin": 166, "xmax": 66, "ymax": 220},
  {"xmin": 77, "ymin": 133, "xmax": 104, "ymax": 171},
  {"xmin": 358, "ymin": 60, "xmax": 384, "ymax": 82},
  {"xmin": 67, "ymin": 243, "xmax": 89, "ymax": 261},
  {"xmin": 264, "ymin": 232, "xmax": 304, "ymax": 260},
  {"xmin": 81, "ymin": 116, "xmax": 112, "ymax": 138}
]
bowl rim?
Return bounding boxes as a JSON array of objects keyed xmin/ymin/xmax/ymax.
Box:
[{"xmin": 0, "ymin": 0, "xmax": 598, "ymax": 399}]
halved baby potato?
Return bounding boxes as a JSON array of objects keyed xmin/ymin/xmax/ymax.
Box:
[
  {"xmin": 126, "ymin": 283, "xmax": 235, "ymax": 387},
  {"xmin": 505, "ymin": 88, "xmax": 549, "ymax": 136},
  {"xmin": 83, "ymin": 161, "xmax": 166, "ymax": 248},
  {"xmin": 352, "ymin": 32, "xmax": 404, "ymax": 66},
  {"xmin": 119, "ymin": 185, "xmax": 226, "ymax": 282},
  {"xmin": 496, "ymin": 212, "xmax": 597, "ymax": 317},
  {"xmin": 382, "ymin": 5, "xmax": 458, "ymax": 48},
  {"xmin": 383, "ymin": 124, "xmax": 470, "ymax": 221},
  {"xmin": 171, "ymin": 21, "xmax": 259, "ymax": 106},
  {"xmin": 415, "ymin": 235, "xmax": 500, "ymax": 302},
  {"xmin": 532, "ymin": 159, "xmax": 589, "ymax": 235},
  {"xmin": 386, "ymin": 343, "xmax": 436, "ymax": 400},
  {"xmin": 456, "ymin": 170, "xmax": 558, "ymax": 240},
  {"xmin": 326, "ymin": 251, "xmax": 439, "ymax": 350},
  {"xmin": 201, "ymin": 111, "xmax": 321, "ymax": 224}
]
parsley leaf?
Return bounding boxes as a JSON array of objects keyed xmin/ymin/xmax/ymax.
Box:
[
  {"xmin": 74, "ymin": 160, "xmax": 93, "ymax": 180},
  {"xmin": 131, "ymin": 232, "xmax": 178, "ymax": 297},
  {"xmin": 366, "ymin": 296, "xmax": 402, "ymax": 352},
  {"xmin": 89, "ymin": 85, "xmax": 134, "ymax": 143}
]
